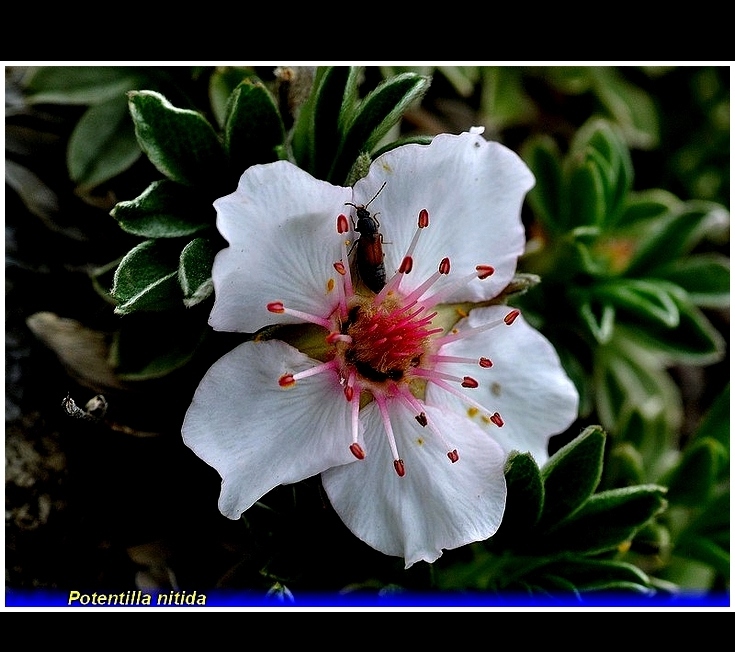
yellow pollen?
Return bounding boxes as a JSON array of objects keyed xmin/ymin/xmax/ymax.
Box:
[
  {"xmin": 327, "ymin": 278, "xmax": 335, "ymax": 292},
  {"xmin": 467, "ymin": 406, "xmax": 479, "ymax": 418},
  {"xmin": 481, "ymin": 414, "xmax": 493, "ymax": 425},
  {"xmin": 491, "ymin": 382, "xmax": 502, "ymax": 396}
]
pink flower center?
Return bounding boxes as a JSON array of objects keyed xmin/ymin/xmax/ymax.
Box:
[{"xmin": 270, "ymin": 205, "xmax": 519, "ymax": 477}]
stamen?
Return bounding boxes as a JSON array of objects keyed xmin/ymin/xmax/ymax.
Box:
[
  {"xmin": 267, "ymin": 301, "xmax": 332, "ymax": 329},
  {"xmin": 336, "ymin": 215, "xmax": 354, "ymax": 303},
  {"xmin": 375, "ymin": 394, "xmax": 404, "ymax": 476},
  {"xmin": 288, "ymin": 359, "xmax": 339, "ymax": 383},
  {"xmin": 428, "ymin": 377, "xmax": 495, "ymax": 418},
  {"xmin": 400, "ymin": 261, "xmax": 450, "ymax": 306},
  {"xmin": 396, "ymin": 389, "xmax": 459, "ymax": 464},
  {"xmin": 411, "ymin": 368, "xmax": 480, "ymax": 388},
  {"xmin": 490, "ymin": 412, "xmax": 504, "ymax": 427},
  {"xmin": 430, "ymin": 354, "xmax": 493, "ymax": 368},
  {"xmin": 504, "ymin": 309, "xmax": 520, "ymax": 325},
  {"xmin": 420, "ymin": 264, "xmax": 494, "ymax": 310},
  {"xmin": 278, "ymin": 374, "xmax": 295, "ymax": 387},
  {"xmin": 375, "ymin": 209, "xmax": 431, "ymax": 303},
  {"xmin": 435, "ymin": 309, "xmax": 521, "ymax": 347},
  {"xmin": 398, "ymin": 256, "xmax": 413, "ymax": 274},
  {"xmin": 336, "ymin": 214, "xmax": 350, "ymax": 234},
  {"xmin": 346, "ymin": 372, "xmax": 362, "ymax": 451},
  {"xmin": 350, "ymin": 443, "xmax": 365, "ymax": 459}
]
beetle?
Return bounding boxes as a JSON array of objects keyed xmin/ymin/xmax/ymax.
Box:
[{"xmin": 345, "ymin": 181, "xmax": 387, "ymax": 293}]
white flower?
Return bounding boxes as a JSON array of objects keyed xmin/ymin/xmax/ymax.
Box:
[{"xmin": 182, "ymin": 129, "xmax": 579, "ymax": 568}]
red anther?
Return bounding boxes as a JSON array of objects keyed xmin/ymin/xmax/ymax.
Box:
[
  {"xmin": 343, "ymin": 385, "xmax": 354, "ymax": 402},
  {"xmin": 476, "ymin": 265, "xmax": 495, "ymax": 279},
  {"xmin": 333, "ymin": 261, "xmax": 347, "ymax": 275},
  {"xmin": 350, "ymin": 443, "xmax": 366, "ymax": 460},
  {"xmin": 415, "ymin": 412, "xmax": 428, "ymax": 427},
  {"xmin": 479, "ymin": 357, "xmax": 493, "ymax": 368},
  {"xmin": 326, "ymin": 332, "xmax": 342, "ymax": 344},
  {"xmin": 267, "ymin": 301, "xmax": 285, "ymax": 313},
  {"xmin": 393, "ymin": 459, "xmax": 406, "ymax": 477},
  {"xmin": 399, "ymin": 256, "xmax": 414, "ymax": 274},
  {"xmin": 418, "ymin": 208, "xmax": 429, "ymax": 228},
  {"xmin": 504, "ymin": 309, "xmax": 520, "ymax": 325},
  {"xmin": 461, "ymin": 376, "xmax": 479, "ymax": 388},
  {"xmin": 278, "ymin": 374, "xmax": 295, "ymax": 387},
  {"xmin": 439, "ymin": 257, "xmax": 451, "ymax": 274},
  {"xmin": 447, "ymin": 449, "xmax": 459, "ymax": 463},
  {"xmin": 490, "ymin": 412, "xmax": 504, "ymax": 427},
  {"xmin": 337, "ymin": 214, "xmax": 350, "ymax": 234}
]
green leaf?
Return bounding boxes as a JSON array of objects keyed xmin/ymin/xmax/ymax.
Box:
[
  {"xmin": 594, "ymin": 336, "xmax": 684, "ymax": 436},
  {"xmin": 591, "ymin": 278, "xmax": 680, "ymax": 329},
  {"xmin": 584, "ymin": 121, "xmax": 634, "ymax": 221},
  {"xmin": 665, "ymin": 437, "xmax": 728, "ymax": 506},
  {"xmin": 289, "ymin": 67, "xmax": 327, "ymax": 172},
  {"xmin": 567, "ymin": 154, "xmax": 607, "ymax": 229},
  {"xmin": 589, "ymin": 67, "xmax": 660, "ymax": 150},
  {"xmin": 23, "ymin": 66, "xmax": 144, "ymax": 105},
  {"xmin": 540, "ymin": 485, "xmax": 668, "ymax": 555},
  {"xmin": 577, "ymin": 296, "xmax": 616, "ymax": 344},
  {"xmin": 330, "ymin": 72, "xmax": 430, "ymax": 184},
  {"xmin": 674, "ymin": 533, "xmax": 730, "ymax": 579},
  {"xmin": 111, "ymin": 240, "xmax": 182, "ymax": 315},
  {"xmin": 617, "ymin": 188, "xmax": 681, "ymax": 229},
  {"xmin": 111, "ymin": 180, "xmax": 213, "ymax": 238},
  {"xmin": 128, "ymin": 90, "xmax": 228, "ymax": 190},
  {"xmin": 691, "ymin": 384, "xmax": 729, "ymax": 449},
  {"xmin": 615, "ymin": 292, "xmax": 726, "ymax": 365},
  {"xmin": 614, "ymin": 402, "xmax": 679, "ymax": 479},
  {"xmin": 208, "ymin": 66, "xmax": 256, "ymax": 127},
  {"xmin": 311, "ymin": 67, "xmax": 363, "ymax": 179},
  {"xmin": 179, "ymin": 238, "xmax": 216, "ymax": 307},
  {"xmin": 651, "ymin": 253, "xmax": 730, "ymax": 308},
  {"xmin": 224, "ymin": 78, "xmax": 285, "ymax": 173},
  {"xmin": 604, "ymin": 442, "xmax": 646, "ymax": 488},
  {"xmin": 538, "ymin": 426, "xmax": 606, "ymax": 530},
  {"xmin": 67, "ymin": 97, "xmax": 142, "ymax": 188},
  {"xmin": 565, "ymin": 120, "xmax": 633, "ymax": 229},
  {"xmin": 625, "ymin": 201, "xmax": 730, "ymax": 276},
  {"xmin": 479, "ymin": 67, "xmax": 537, "ymax": 131},
  {"xmin": 493, "ymin": 452, "xmax": 544, "ymax": 546},
  {"xmin": 685, "ymin": 490, "xmax": 730, "ymax": 537},
  {"xmin": 522, "ymin": 135, "xmax": 564, "ymax": 235},
  {"xmin": 540, "ymin": 558, "xmax": 651, "ymax": 592}
]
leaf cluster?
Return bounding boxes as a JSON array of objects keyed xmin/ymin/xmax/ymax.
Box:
[
  {"xmin": 518, "ymin": 119, "xmax": 728, "ymax": 436},
  {"xmin": 20, "ymin": 66, "xmax": 430, "ymax": 381},
  {"xmin": 434, "ymin": 426, "xmax": 668, "ymax": 601}
]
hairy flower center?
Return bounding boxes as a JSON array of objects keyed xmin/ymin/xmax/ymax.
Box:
[{"xmin": 339, "ymin": 294, "xmax": 435, "ymax": 387}]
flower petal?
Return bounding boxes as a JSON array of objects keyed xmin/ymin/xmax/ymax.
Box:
[
  {"xmin": 210, "ymin": 161, "xmax": 352, "ymax": 333},
  {"xmin": 427, "ymin": 306, "xmax": 579, "ymax": 465},
  {"xmin": 321, "ymin": 401, "xmax": 507, "ymax": 568},
  {"xmin": 352, "ymin": 131, "xmax": 534, "ymax": 302},
  {"xmin": 182, "ymin": 339, "xmax": 357, "ymax": 519}
]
